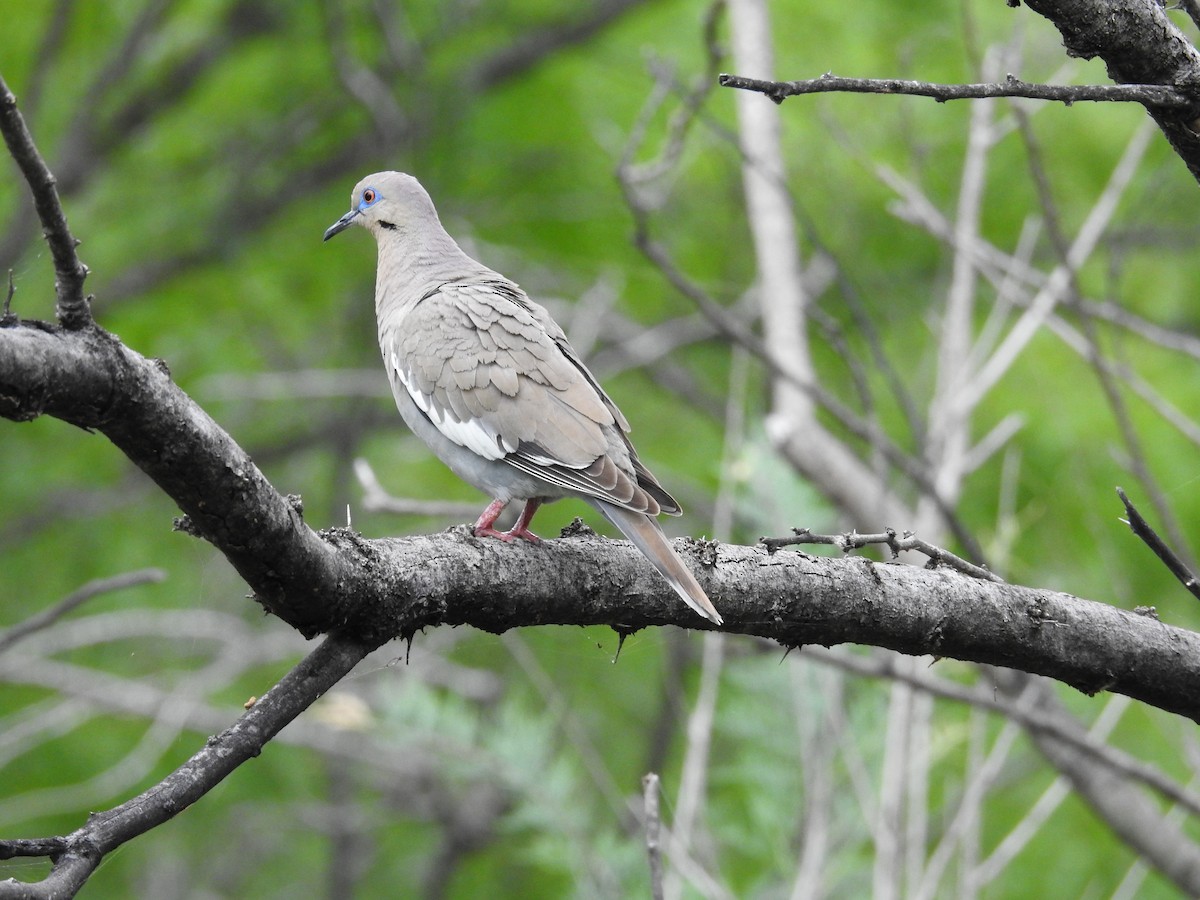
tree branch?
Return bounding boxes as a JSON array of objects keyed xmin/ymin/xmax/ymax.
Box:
[
  {"xmin": 310, "ymin": 527, "xmax": 1200, "ymax": 722},
  {"xmin": 721, "ymin": 0, "xmax": 1200, "ymax": 184},
  {"xmin": 762, "ymin": 527, "xmax": 999, "ymax": 582},
  {"xmin": 0, "ymin": 568, "xmax": 166, "ymax": 654},
  {"xmin": 0, "ymin": 631, "xmax": 374, "ymax": 899},
  {"xmin": 717, "ymin": 71, "xmax": 1196, "ymax": 109},
  {"xmin": 1118, "ymin": 487, "xmax": 1200, "ymax": 604},
  {"xmin": 0, "ymin": 322, "xmax": 358, "ymax": 637},
  {"xmin": 0, "ymin": 74, "xmax": 90, "ymax": 328},
  {"xmin": 3, "ymin": 317, "xmax": 1199, "ymax": 720}
]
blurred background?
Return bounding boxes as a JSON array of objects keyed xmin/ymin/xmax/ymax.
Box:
[{"xmin": 3, "ymin": 0, "xmax": 1200, "ymax": 897}]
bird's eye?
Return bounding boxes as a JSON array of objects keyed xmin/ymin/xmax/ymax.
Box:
[{"xmin": 362, "ymin": 188, "xmax": 377, "ymax": 205}]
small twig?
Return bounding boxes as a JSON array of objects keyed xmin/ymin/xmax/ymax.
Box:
[
  {"xmin": 643, "ymin": 772, "xmax": 664, "ymax": 900},
  {"xmin": 2, "ymin": 269, "xmax": 14, "ymax": 325},
  {"xmin": 0, "ymin": 73, "xmax": 91, "ymax": 329},
  {"xmin": 353, "ymin": 458, "xmax": 485, "ymax": 519},
  {"xmin": 761, "ymin": 527, "xmax": 1002, "ymax": 583},
  {"xmin": 0, "ymin": 568, "xmax": 167, "ymax": 655},
  {"xmin": 1117, "ymin": 487, "xmax": 1200, "ymax": 604},
  {"xmin": 717, "ymin": 72, "xmax": 1197, "ymax": 111}
]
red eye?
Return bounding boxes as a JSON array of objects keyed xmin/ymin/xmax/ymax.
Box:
[{"xmin": 363, "ymin": 189, "xmax": 376, "ymax": 204}]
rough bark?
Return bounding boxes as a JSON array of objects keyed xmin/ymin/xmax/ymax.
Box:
[
  {"xmin": 4, "ymin": 318, "xmax": 1199, "ymax": 722},
  {"xmin": 1021, "ymin": 0, "xmax": 1200, "ymax": 182}
]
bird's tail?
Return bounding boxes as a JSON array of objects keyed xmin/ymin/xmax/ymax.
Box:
[{"xmin": 591, "ymin": 500, "xmax": 724, "ymax": 626}]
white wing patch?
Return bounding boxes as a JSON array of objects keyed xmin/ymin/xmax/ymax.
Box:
[{"xmin": 393, "ymin": 351, "xmax": 512, "ymax": 461}]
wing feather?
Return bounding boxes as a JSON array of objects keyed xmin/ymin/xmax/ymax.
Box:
[{"xmin": 389, "ymin": 279, "xmax": 680, "ymax": 513}]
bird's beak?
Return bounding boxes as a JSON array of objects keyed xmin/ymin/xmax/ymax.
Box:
[{"xmin": 323, "ymin": 207, "xmax": 361, "ymax": 241}]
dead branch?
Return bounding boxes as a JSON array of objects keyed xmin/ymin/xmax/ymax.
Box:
[
  {"xmin": 718, "ymin": 71, "xmax": 1195, "ymax": 109},
  {"xmin": 0, "ymin": 74, "xmax": 90, "ymax": 328}
]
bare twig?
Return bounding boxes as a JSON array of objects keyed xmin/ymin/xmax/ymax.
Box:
[
  {"xmin": 0, "ymin": 74, "xmax": 91, "ymax": 328},
  {"xmin": 761, "ymin": 527, "xmax": 1001, "ymax": 583},
  {"xmin": 1117, "ymin": 487, "xmax": 1200, "ymax": 603},
  {"xmin": 353, "ymin": 458, "xmax": 490, "ymax": 520},
  {"xmin": 717, "ymin": 72, "xmax": 1196, "ymax": 110},
  {"xmin": 2, "ymin": 269, "xmax": 14, "ymax": 325},
  {"xmin": 0, "ymin": 568, "xmax": 166, "ymax": 655},
  {"xmin": 643, "ymin": 773, "xmax": 665, "ymax": 900}
]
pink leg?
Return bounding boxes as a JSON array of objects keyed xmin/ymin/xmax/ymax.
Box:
[
  {"xmin": 472, "ymin": 498, "xmax": 543, "ymax": 543},
  {"xmin": 472, "ymin": 498, "xmax": 512, "ymax": 540},
  {"xmin": 504, "ymin": 499, "xmax": 543, "ymax": 544}
]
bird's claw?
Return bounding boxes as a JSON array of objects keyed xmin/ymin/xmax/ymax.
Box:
[{"xmin": 473, "ymin": 525, "xmax": 541, "ymax": 544}]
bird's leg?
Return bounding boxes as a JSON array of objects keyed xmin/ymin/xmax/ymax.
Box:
[
  {"xmin": 504, "ymin": 499, "xmax": 543, "ymax": 544},
  {"xmin": 472, "ymin": 498, "xmax": 512, "ymax": 540},
  {"xmin": 472, "ymin": 498, "xmax": 542, "ymax": 543}
]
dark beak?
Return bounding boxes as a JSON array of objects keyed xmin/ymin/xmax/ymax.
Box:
[{"xmin": 323, "ymin": 207, "xmax": 361, "ymax": 241}]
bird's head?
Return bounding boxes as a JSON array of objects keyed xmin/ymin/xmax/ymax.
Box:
[{"xmin": 323, "ymin": 171, "xmax": 434, "ymax": 242}]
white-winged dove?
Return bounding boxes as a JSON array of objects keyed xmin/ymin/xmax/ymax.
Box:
[{"xmin": 325, "ymin": 172, "xmax": 722, "ymax": 625}]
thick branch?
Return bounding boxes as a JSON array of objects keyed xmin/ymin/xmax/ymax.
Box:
[
  {"xmin": 718, "ymin": 71, "xmax": 1196, "ymax": 109},
  {"xmin": 0, "ymin": 631, "xmax": 374, "ymax": 899},
  {"xmin": 0, "ymin": 321, "xmax": 358, "ymax": 637},
  {"xmin": 0, "ymin": 75, "xmax": 90, "ymax": 328},
  {"xmin": 4, "ymin": 317, "xmax": 1200, "ymax": 721}
]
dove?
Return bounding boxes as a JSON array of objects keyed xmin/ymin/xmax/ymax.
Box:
[{"xmin": 324, "ymin": 172, "xmax": 722, "ymax": 625}]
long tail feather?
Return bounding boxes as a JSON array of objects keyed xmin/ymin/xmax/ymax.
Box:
[{"xmin": 590, "ymin": 500, "xmax": 723, "ymax": 625}]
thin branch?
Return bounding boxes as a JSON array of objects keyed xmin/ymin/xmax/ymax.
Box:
[
  {"xmin": 717, "ymin": 72, "xmax": 1197, "ymax": 110},
  {"xmin": 2, "ymin": 269, "xmax": 14, "ymax": 325},
  {"xmin": 643, "ymin": 773, "xmax": 665, "ymax": 900},
  {"xmin": 957, "ymin": 121, "xmax": 1151, "ymax": 417},
  {"xmin": 664, "ymin": 632, "xmax": 724, "ymax": 900},
  {"xmin": 0, "ymin": 74, "xmax": 90, "ymax": 328},
  {"xmin": 0, "ymin": 631, "xmax": 374, "ymax": 899},
  {"xmin": 1117, "ymin": 487, "xmax": 1200, "ymax": 603},
  {"xmin": 468, "ymin": 0, "xmax": 655, "ymax": 89},
  {"xmin": 761, "ymin": 527, "xmax": 1000, "ymax": 583},
  {"xmin": 804, "ymin": 646, "xmax": 1200, "ymax": 820},
  {"xmin": 926, "ymin": 59, "xmax": 1003, "ymax": 513},
  {"xmin": 0, "ymin": 569, "xmax": 166, "ymax": 655},
  {"xmin": 353, "ymin": 458, "xmax": 487, "ymax": 520}
]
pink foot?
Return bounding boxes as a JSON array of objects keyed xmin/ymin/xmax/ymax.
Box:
[
  {"xmin": 473, "ymin": 525, "xmax": 519, "ymax": 542},
  {"xmin": 471, "ymin": 499, "xmax": 543, "ymax": 544},
  {"xmin": 504, "ymin": 499, "xmax": 543, "ymax": 543}
]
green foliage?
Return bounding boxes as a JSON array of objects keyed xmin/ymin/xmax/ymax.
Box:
[{"xmin": 3, "ymin": 0, "xmax": 1200, "ymax": 896}]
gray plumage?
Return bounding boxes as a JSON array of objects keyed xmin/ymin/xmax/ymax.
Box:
[{"xmin": 325, "ymin": 171, "xmax": 722, "ymax": 625}]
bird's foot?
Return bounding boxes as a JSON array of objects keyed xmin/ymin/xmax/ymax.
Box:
[
  {"xmin": 504, "ymin": 522, "xmax": 541, "ymax": 544},
  {"xmin": 471, "ymin": 498, "xmax": 543, "ymax": 543},
  {"xmin": 472, "ymin": 524, "xmax": 540, "ymax": 544}
]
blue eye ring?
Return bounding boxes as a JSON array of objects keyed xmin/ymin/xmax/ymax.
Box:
[{"xmin": 360, "ymin": 188, "xmax": 379, "ymax": 207}]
